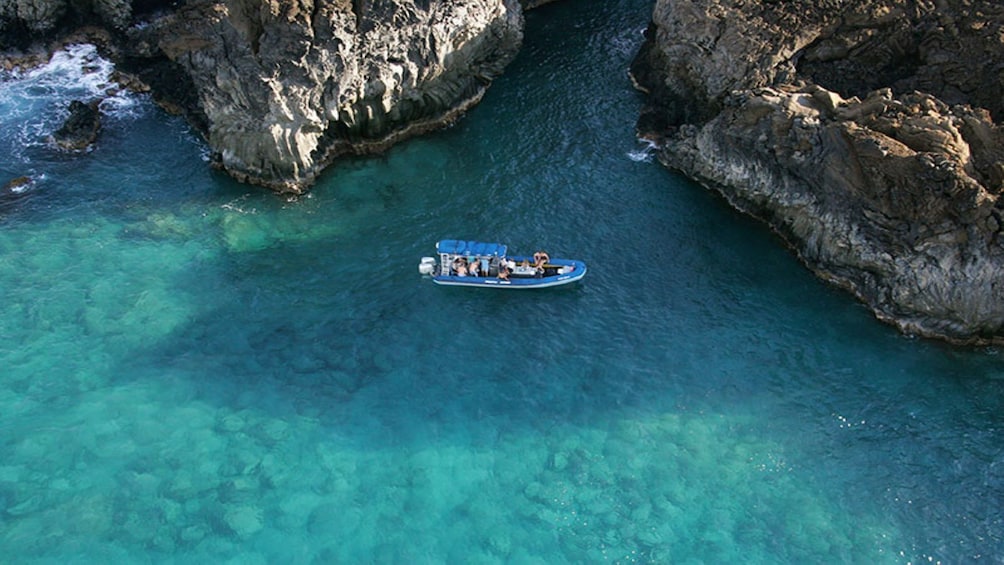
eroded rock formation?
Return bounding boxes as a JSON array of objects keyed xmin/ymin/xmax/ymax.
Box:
[
  {"xmin": 3, "ymin": 0, "xmax": 524, "ymax": 192},
  {"xmin": 0, "ymin": 0, "xmax": 134, "ymax": 38},
  {"xmin": 121, "ymin": 0, "xmax": 523, "ymax": 192},
  {"xmin": 632, "ymin": 0, "xmax": 1004, "ymax": 343}
]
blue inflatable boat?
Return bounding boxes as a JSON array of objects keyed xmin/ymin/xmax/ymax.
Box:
[{"xmin": 419, "ymin": 240, "xmax": 586, "ymax": 288}]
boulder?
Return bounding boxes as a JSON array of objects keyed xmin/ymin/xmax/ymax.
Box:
[
  {"xmin": 51, "ymin": 99, "xmax": 101, "ymax": 151},
  {"xmin": 1, "ymin": 175, "xmax": 35, "ymax": 208},
  {"xmin": 4, "ymin": 176, "xmax": 33, "ymax": 192}
]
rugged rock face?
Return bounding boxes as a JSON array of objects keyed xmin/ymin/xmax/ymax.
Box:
[
  {"xmin": 120, "ymin": 0, "xmax": 523, "ymax": 192},
  {"xmin": 632, "ymin": 0, "xmax": 1004, "ymax": 343},
  {"xmin": 3, "ymin": 0, "xmax": 524, "ymax": 192},
  {"xmin": 0, "ymin": 0, "xmax": 134, "ymax": 39}
]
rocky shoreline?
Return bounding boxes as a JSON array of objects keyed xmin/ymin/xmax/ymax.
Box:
[
  {"xmin": 4, "ymin": 0, "xmax": 1003, "ymax": 344},
  {"xmin": 2, "ymin": 0, "xmax": 526, "ymax": 193},
  {"xmin": 631, "ymin": 0, "xmax": 1004, "ymax": 344}
]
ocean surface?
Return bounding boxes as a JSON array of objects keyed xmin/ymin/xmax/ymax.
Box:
[{"xmin": 1, "ymin": 1, "xmax": 1002, "ymax": 563}]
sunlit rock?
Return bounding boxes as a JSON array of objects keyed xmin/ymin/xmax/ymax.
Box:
[{"xmin": 632, "ymin": 0, "xmax": 1004, "ymax": 344}]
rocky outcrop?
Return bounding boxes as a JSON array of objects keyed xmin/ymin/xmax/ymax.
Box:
[
  {"xmin": 3, "ymin": 175, "xmax": 33, "ymax": 192},
  {"xmin": 0, "ymin": 0, "xmax": 132, "ymax": 40},
  {"xmin": 1, "ymin": 175, "xmax": 35, "ymax": 208},
  {"xmin": 120, "ymin": 0, "xmax": 523, "ymax": 192},
  {"xmin": 51, "ymin": 99, "xmax": 101, "ymax": 150},
  {"xmin": 632, "ymin": 0, "xmax": 1004, "ymax": 343},
  {"xmin": 3, "ymin": 1, "xmax": 525, "ymax": 192}
]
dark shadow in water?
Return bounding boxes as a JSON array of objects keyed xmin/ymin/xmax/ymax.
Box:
[{"xmin": 5, "ymin": 0, "xmax": 1002, "ymax": 559}]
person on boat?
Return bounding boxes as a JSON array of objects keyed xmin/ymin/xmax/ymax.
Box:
[
  {"xmin": 498, "ymin": 261, "xmax": 510, "ymax": 280},
  {"xmin": 533, "ymin": 250, "xmax": 550, "ymax": 268},
  {"xmin": 468, "ymin": 257, "xmax": 480, "ymax": 277},
  {"xmin": 453, "ymin": 256, "xmax": 468, "ymax": 276}
]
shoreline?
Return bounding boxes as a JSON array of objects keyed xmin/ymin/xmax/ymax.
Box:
[{"xmin": 631, "ymin": 0, "xmax": 1004, "ymax": 345}]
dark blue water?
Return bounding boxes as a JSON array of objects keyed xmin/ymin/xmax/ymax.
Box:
[{"xmin": 1, "ymin": 2, "xmax": 1002, "ymax": 562}]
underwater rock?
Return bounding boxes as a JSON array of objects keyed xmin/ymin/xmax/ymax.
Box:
[
  {"xmin": 259, "ymin": 418, "xmax": 289, "ymax": 444},
  {"xmin": 224, "ymin": 504, "xmax": 264, "ymax": 538},
  {"xmin": 306, "ymin": 502, "xmax": 341, "ymax": 535},
  {"xmin": 218, "ymin": 413, "xmax": 246, "ymax": 433}
]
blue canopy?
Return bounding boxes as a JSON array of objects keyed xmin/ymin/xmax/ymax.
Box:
[{"xmin": 437, "ymin": 240, "xmax": 507, "ymax": 257}]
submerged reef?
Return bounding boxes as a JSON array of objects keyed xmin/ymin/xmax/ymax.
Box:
[{"xmin": 631, "ymin": 0, "xmax": 1004, "ymax": 344}]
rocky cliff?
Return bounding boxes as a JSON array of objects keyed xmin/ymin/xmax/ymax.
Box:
[
  {"xmin": 123, "ymin": 0, "xmax": 524, "ymax": 192},
  {"xmin": 0, "ymin": 0, "xmax": 135, "ymax": 40},
  {"xmin": 2, "ymin": 0, "xmax": 524, "ymax": 193},
  {"xmin": 632, "ymin": 0, "xmax": 1004, "ymax": 344}
]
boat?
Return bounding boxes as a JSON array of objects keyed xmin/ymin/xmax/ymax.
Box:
[{"xmin": 418, "ymin": 239, "xmax": 586, "ymax": 288}]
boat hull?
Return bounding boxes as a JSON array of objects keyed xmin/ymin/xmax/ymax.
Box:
[{"xmin": 432, "ymin": 258, "xmax": 586, "ymax": 289}]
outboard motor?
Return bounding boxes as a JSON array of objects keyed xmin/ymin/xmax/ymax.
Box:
[{"xmin": 418, "ymin": 257, "xmax": 436, "ymax": 275}]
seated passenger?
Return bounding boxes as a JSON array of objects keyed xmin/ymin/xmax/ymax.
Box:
[
  {"xmin": 469, "ymin": 259, "xmax": 480, "ymax": 277},
  {"xmin": 498, "ymin": 263, "xmax": 510, "ymax": 280},
  {"xmin": 533, "ymin": 250, "xmax": 550, "ymax": 268}
]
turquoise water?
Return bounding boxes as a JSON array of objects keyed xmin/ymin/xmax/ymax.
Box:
[{"xmin": 2, "ymin": 2, "xmax": 1002, "ymax": 562}]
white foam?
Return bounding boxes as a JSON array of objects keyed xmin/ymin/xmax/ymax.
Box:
[
  {"xmin": 196, "ymin": 137, "xmax": 212, "ymax": 162},
  {"xmin": 8, "ymin": 179, "xmax": 32, "ymax": 193},
  {"xmin": 20, "ymin": 44, "xmax": 115, "ymax": 98},
  {"xmin": 221, "ymin": 194, "xmax": 259, "ymax": 215},
  {"xmin": 1, "ymin": 171, "xmax": 44, "ymax": 195},
  {"xmin": 627, "ymin": 139, "xmax": 658, "ymax": 163},
  {"xmin": 1, "ymin": 43, "xmax": 141, "ymax": 117},
  {"xmin": 0, "ymin": 43, "xmax": 144, "ymax": 162},
  {"xmin": 100, "ymin": 91, "xmax": 144, "ymax": 120}
]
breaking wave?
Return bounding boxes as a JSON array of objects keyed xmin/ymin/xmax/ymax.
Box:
[
  {"xmin": 627, "ymin": 138, "xmax": 657, "ymax": 162},
  {"xmin": 0, "ymin": 44, "xmax": 142, "ymax": 164}
]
